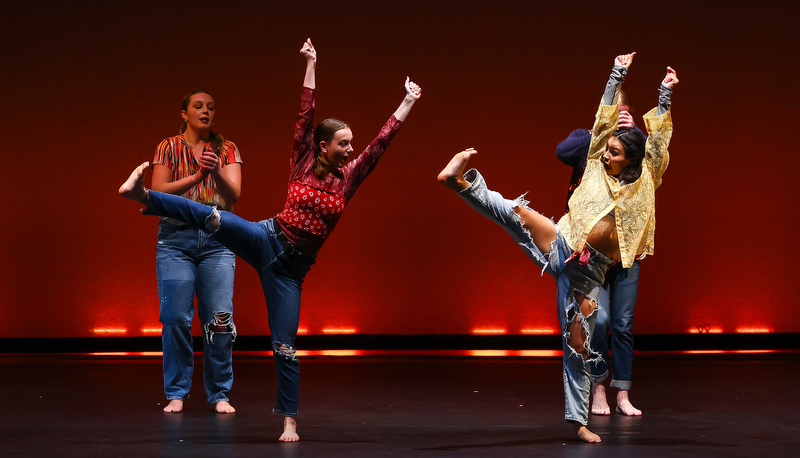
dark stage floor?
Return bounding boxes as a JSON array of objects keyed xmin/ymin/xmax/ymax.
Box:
[{"xmin": 2, "ymin": 352, "xmax": 797, "ymax": 457}]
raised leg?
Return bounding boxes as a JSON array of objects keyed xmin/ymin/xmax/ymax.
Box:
[
  {"xmin": 437, "ymin": 148, "xmax": 477, "ymax": 191},
  {"xmin": 438, "ymin": 149, "xmax": 557, "ymax": 264},
  {"xmin": 118, "ymin": 162, "xmax": 150, "ymax": 203}
]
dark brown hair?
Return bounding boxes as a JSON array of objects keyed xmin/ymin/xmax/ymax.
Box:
[
  {"xmin": 312, "ymin": 118, "xmax": 350, "ymax": 178},
  {"xmin": 613, "ymin": 127, "xmax": 646, "ymax": 184}
]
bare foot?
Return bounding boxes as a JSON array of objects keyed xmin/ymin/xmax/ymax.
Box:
[
  {"xmin": 279, "ymin": 416, "xmax": 299, "ymax": 442},
  {"xmin": 591, "ymin": 383, "xmax": 611, "ymax": 415},
  {"xmin": 437, "ymin": 148, "xmax": 477, "ymax": 191},
  {"xmin": 163, "ymin": 399, "xmax": 184, "ymax": 413},
  {"xmin": 615, "ymin": 390, "xmax": 642, "ymax": 416},
  {"xmin": 119, "ymin": 161, "xmax": 150, "ymax": 204},
  {"xmin": 573, "ymin": 423, "xmax": 602, "ymax": 443},
  {"xmin": 214, "ymin": 400, "xmax": 236, "ymax": 414}
]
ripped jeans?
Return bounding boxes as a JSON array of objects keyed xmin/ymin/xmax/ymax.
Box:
[
  {"xmin": 457, "ymin": 169, "xmax": 613, "ymax": 425},
  {"xmin": 147, "ymin": 191, "xmax": 316, "ymax": 417},
  {"xmin": 158, "ymin": 220, "xmax": 236, "ymax": 405}
]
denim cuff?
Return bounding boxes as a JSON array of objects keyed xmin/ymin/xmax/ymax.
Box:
[
  {"xmin": 273, "ymin": 407, "xmax": 298, "ymax": 417},
  {"xmin": 610, "ymin": 379, "xmax": 632, "ymax": 391}
]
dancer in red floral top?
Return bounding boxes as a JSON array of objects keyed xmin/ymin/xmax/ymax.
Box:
[
  {"xmin": 275, "ymin": 40, "xmax": 410, "ymax": 255},
  {"xmin": 120, "ymin": 38, "xmax": 421, "ymax": 442}
]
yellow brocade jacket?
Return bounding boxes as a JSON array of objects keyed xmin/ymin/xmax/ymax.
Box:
[{"xmin": 556, "ymin": 100, "xmax": 672, "ymax": 268}]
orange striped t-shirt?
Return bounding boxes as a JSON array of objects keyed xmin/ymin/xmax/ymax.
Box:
[{"xmin": 152, "ymin": 135, "xmax": 243, "ymax": 211}]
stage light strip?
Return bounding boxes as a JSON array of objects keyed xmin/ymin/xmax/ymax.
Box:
[
  {"xmin": 520, "ymin": 328, "xmax": 557, "ymax": 334},
  {"xmin": 140, "ymin": 327, "xmax": 161, "ymax": 335},
  {"xmin": 735, "ymin": 327, "xmax": 772, "ymax": 333},
  {"xmin": 92, "ymin": 328, "xmax": 127, "ymax": 335},
  {"xmin": 321, "ymin": 328, "xmax": 356, "ymax": 334},
  {"xmin": 682, "ymin": 349, "xmax": 779, "ymax": 355},
  {"xmin": 472, "ymin": 329, "xmax": 507, "ymax": 334},
  {"xmin": 296, "ymin": 350, "xmax": 361, "ymax": 357},
  {"xmin": 88, "ymin": 351, "xmax": 163, "ymax": 357},
  {"xmin": 689, "ymin": 327, "xmax": 724, "ymax": 334}
]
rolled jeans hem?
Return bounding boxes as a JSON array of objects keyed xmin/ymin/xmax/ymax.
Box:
[
  {"xmin": 208, "ymin": 396, "xmax": 230, "ymax": 406},
  {"xmin": 590, "ymin": 370, "xmax": 609, "ymax": 384},
  {"xmin": 273, "ymin": 408, "xmax": 298, "ymax": 417},
  {"xmin": 610, "ymin": 379, "xmax": 632, "ymax": 390},
  {"xmin": 566, "ymin": 417, "xmax": 587, "ymax": 426}
]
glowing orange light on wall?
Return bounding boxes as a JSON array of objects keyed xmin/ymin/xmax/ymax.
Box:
[
  {"xmin": 296, "ymin": 328, "xmax": 309, "ymax": 335},
  {"xmin": 517, "ymin": 350, "xmax": 561, "ymax": 357},
  {"xmin": 89, "ymin": 351, "xmax": 163, "ymax": 357},
  {"xmin": 322, "ymin": 328, "xmax": 356, "ymax": 334},
  {"xmin": 469, "ymin": 350, "xmax": 511, "ymax": 357},
  {"xmin": 520, "ymin": 328, "xmax": 557, "ymax": 334},
  {"xmin": 297, "ymin": 350, "xmax": 362, "ymax": 357},
  {"xmin": 472, "ymin": 328, "xmax": 507, "ymax": 334},
  {"xmin": 735, "ymin": 327, "xmax": 772, "ymax": 333},
  {"xmin": 689, "ymin": 327, "xmax": 723, "ymax": 334},
  {"xmin": 467, "ymin": 350, "xmax": 562, "ymax": 357},
  {"xmin": 141, "ymin": 327, "xmax": 162, "ymax": 335},
  {"xmin": 683, "ymin": 350, "xmax": 779, "ymax": 355},
  {"xmin": 92, "ymin": 328, "xmax": 127, "ymax": 335}
]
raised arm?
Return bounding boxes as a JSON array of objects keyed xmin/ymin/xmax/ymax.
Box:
[
  {"xmin": 656, "ymin": 66, "xmax": 678, "ymax": 115},
  {"xmin": 300, "ymin": 38, "xmax": 316, "ymax": 89},
  {"xmin": 392, "ymin": 77, "xmax": 422, "ymax": 122},
  {"xmin": 644, "ymin": 66, "xmax": 679, "ymax": 184},
  {"xmin": 340, "ymin": 78, "xmax": 422, "ymax": 197},
  {"xmin": 603, "ymin": 52, "xmax": 635, "ymax": 106},
  {"xmin": 588, "ymin": 53, "xmax": 635, "ymax": 160},
  {"xmin": 289, "ymin": 39, "xmax": 318, "ymax": 171}
]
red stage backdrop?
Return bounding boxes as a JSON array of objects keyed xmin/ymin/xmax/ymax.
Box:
[{"xmin": 2, "ymin": 1, "xmax": 796, "ymax": 338}]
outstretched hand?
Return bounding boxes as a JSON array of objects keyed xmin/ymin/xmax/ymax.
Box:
[
  {"xmin": 614, "ymin": 52, "xmax": 636, "ymax": 69},
  {"xmin": 300, "ymin": 38, "xmax": 316, "ymax": 62},
  {"xmin": 405, "ymin": 77, "xmax": 422, "ymax": 101},
  {"xmin": 662, "ymin": 66, "xmax": 679, "ymax": 88}
]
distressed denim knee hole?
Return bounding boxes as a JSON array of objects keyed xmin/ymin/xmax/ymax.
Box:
[
  {"xmin": 205, "ymin": 207, "xmax": 221, "ymax": 234},
  {"xmin": 203, "ymin": 311, "xmax": 236, "ymax": 344},
  {"xmin": 564, "ymin": 297, "xmax": 600, "ymax": 362},
  {"xmin": 272, "ymin": 341, "xmax": 297, "ymax": 361}
]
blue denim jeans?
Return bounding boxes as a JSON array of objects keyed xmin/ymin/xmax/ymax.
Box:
[
  {"xmin": 457, "ymin": 169, "xmax": 613, "ymax": 426},
  {"xmin": 157, "ymin": 220, "xmax": 236, "ymax": 405},
  {"xmin": 146, "ymin": 191, "xmax": 315, "ymax": 417},
  {"xmin": 588, "ymin": 260, "xmax": 640, "ymax": 390}
]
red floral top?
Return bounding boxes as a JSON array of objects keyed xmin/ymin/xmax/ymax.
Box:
[{"xmin": 276, "ymin": 86, "xmax": 402, "ymax": 255}]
